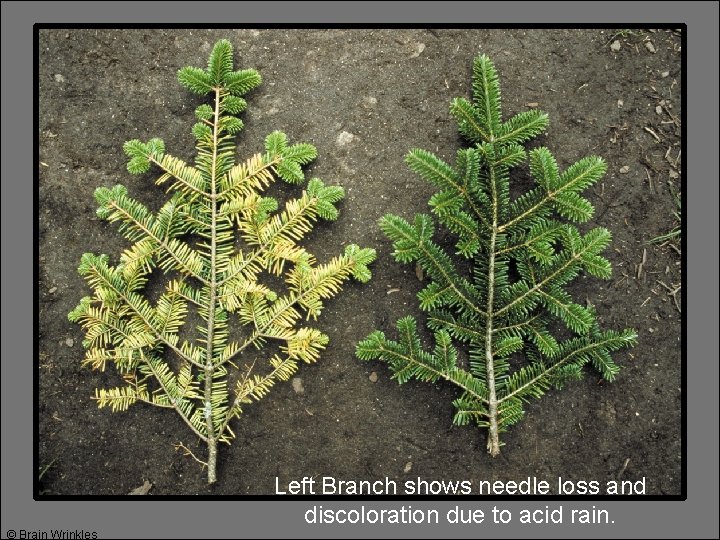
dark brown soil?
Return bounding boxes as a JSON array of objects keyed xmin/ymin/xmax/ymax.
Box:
[{"xmin": 38, "ymin": 28, "xmax": 682, "ymax": 496}]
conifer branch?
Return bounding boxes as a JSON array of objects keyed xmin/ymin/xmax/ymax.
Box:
[
  {"xmin": 81, "ymin": 259, "xmax": 200, "ymax": 367},
  {"xmin": 222, "ymin": 246, "xmax": 373, "ymax": 366},
  {"xmin": 379, "ymin": 215, "xmax": 487, "ymax": 319},
  {"xmin": 406, "ymin": 149, "xmax": 489, "ymax": 228},
  {"xmin": 494, "ymin": 230, "xmax": 610, "ymax": 318},
  {"xmin": 358, "ymin": 54, "xmax": 636, "ymax": 456},
  {"xmin": 139, "ymin": 351, "xmax": 209, "ymax": 442},
  {"xmin": 149, "ymin": 154, "xmax": 211, "ymax": 199},
  {"xmin": 498, "ymin": 156, "xmax": 606, "ymax": 233},
  {"xmin": 102, "ymin": 198, "xmax": 209, "ymax": 284},
  {"xmin": 70, "ymin": 40, "xmax": 375, "ymax": 484}
]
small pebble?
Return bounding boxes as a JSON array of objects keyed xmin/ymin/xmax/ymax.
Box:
[
  {"xmin": 336, "ymin": 131, "xmax": 355, "ymax": 147},
  {"xmin": 128, "ymin": 480, "xmax": 153, "ymax": 495},
  {"xmin": 404, "ymin": 461, "xmax": 413, "ymax": 473},
  {"xmin": 49, "ymin": 287, "xmax": 57, "ymax": 294},
  {"xmin": 410, "ymin": 43, "xmax": 426, "ymax": 58},
  {"xmin": 661, "ymin": 71, "xmax": 670, "ymax": 78},
  {"xmin": 610, "ymin": 40, "xmax": 621, "ymax": 52},
  {"xmin": 65, "ymin": 338, "xmax": 74, "ymax": 347},
  {"xmin": 645, "ymin": 41, "xmax": 656, "ymax": 53},
  {"xmin": 369, "ymin": 371, "xmax": 378, "ymax": 383},
  {"xmin": 292, "ymin": 377, "xmax": 304, "ymax": 394},
  {"xmin": 617, "ymin": 99, "xmax": 624, "ymax": 108},
  {"xmin": 655, "ymin": 105, "xmax": 663, "ymax": 114},
  {"xmin": 619, "ymin": 166, "xmax": 630, "ymax": 174},
  {"xmin": 362, "ymin": 96, "xmax": 377, "ymax": 108}
]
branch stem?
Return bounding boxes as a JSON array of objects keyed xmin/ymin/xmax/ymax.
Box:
[
  {"xmin": 204, "ymin": 88, "xmax": 222, "ymax": 484},
  {"xmin": 484, "ymin": 155, "xmax": 501, "ymax": 457}
]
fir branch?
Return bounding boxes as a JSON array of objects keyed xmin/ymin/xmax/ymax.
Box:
[
  {"xmin": 358, "ymin": 54, "xmax": 636, "ymax": 456},
  {"xmin": 70, "ymin": 39, "xmax": 375, "ymax": 484},
  {"xmin": 223, "ymin": 245, "xmax": 374, "ymax": 366}
]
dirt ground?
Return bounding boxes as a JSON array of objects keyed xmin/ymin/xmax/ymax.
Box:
[{"xmin": 37, "ymin": 28, "xmax": 683, "ymax": 496}]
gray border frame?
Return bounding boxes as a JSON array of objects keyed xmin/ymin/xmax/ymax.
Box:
[{"xmin": 4, "ymin": 1, "xmax": 718, "ymax": 538}]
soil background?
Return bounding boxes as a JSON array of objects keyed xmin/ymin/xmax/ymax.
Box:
[{"xmin": 38, "ymin": 28, "xmax": 683, "ymax": 496}]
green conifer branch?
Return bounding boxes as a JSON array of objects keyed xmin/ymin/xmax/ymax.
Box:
[
  {"xmin": 357, "ymin": 54, "xmax": 636, "ymax": 456},
  {"xmin": 70, "ymin": 40, "xmax": 375, "ymax": 484}
]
